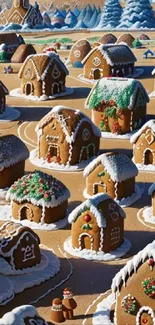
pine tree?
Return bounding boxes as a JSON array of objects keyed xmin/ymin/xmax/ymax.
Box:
[
  {"xmin": 118, "ymin": 0, "xmax": 155, "ymax": 29},
  {"xmin": 96, "ymin": 0, "xmax": 122, "ymax": 29}
]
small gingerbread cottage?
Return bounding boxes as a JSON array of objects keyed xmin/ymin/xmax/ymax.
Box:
[
  {"xmin": 83, "ymin": 152, "xmax": 138, "ymax": 200},
  {"xmin": 6, "ymin": 170, "xmax": 70, "ymax": 224},
  {"xmin": 0, "ymin": 134, "xmax": 29, "ymax": 188},
  {"xmin": 82, "ymin": 44, "xmax": 137, "ymax": 80},
  {"xmin": 116, "ymin": 33, "xmax": 135, "ymax": 47},
  {"xmin": 18, "ymin": 52, "xmax": 69, "ymax": 99},
  {"xmin": 67, "ymin": 38, "xmax": 91, "ymax": 68},
  {"xmin": 0, "ymin": 305, "xmax": 48, "ymax": 325},
  {"xmin": 11, "ymin": 44, "xmax": 36, "ymax": 63},
  {"xmin": 85, "ymin": 77, "xmax": 149, "ymax": 134},
  {"xmin": 112, "ymin": 240, "xmax": 155, "ymax": 325},
  {"xmin": 68, "ymin": 193, "xmax": 125, "ymax": 253},
  {"xmin": 35, "ymin": 106, "xmax": 101, "ymax": 166},
  {"xmin": 130, "ymin": 120, "xmax": 155, "ymax": 166},
  {"xmin": 98, "ymin": 33, "xmax": 117, "ymax": 44},
  {"xmin": 0, "ymin": 221, "xmax": 41, "ymax": 271},
  {"xmin": 0, "ymin": 80, "xmax": 9, "ymax": 114}
]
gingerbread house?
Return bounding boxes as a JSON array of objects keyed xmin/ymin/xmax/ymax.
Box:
[
  {"xmin": 85, "ymin": 77, "xmax": 148, "ymax": 135},
  {"xmin": 112, "ymin": 240, "xmax": 155, "ymax": 325},
  {"xmin": 0, "ymin": 134, "xmax": 29, "ymax": 188},
  {"xmin": 67, "ymin": 38, "xmax": 91, "ymax": 68},
  {"xmin": 0, "ymin": 305, "xmax": 48, "ymax": 325},
  {"xmin": 11, "ymin": 43, "xmax": 36, "ymax": 63},
  {"xmin": 35, "ymin": 106, "xmax": 101, "ymax": 166},
  {"xmin": 83, "ymin": 152, "xmax": 138, "ymax": 200},
  {"xmin": 18, "ymin": 52, "xmax": 69, "ymax": 99},
  {"xmin": 130, "ymin": 120, "xmax": 155, "ymax": 166},
  {"xmin": 98, "ymin": 33, "xmax": 117, "ymax": 44},
  {"xmin": 0, "ymin": 0, "xmax": 43, "ymax": 27},
  {"xmin": 0, "ymin": 221, "xmax": 41, "ymax": 271},
  {"xmin": 68, "ymin": 193, "xmax": 125, "ymax": 253},
  {"xmin": 0, "ymin": 80, "xmax": 9, "ymax": 114},
  {"xmin": 6, "ymin": 170, "xmax": 70, "ymax": 224},
  {"xmin": 116, "ymin": 33, "xmax": 135, "ymax": 47},
  {"xmin": 82, "ymin": 44, "xmax": 137, "ymax": 80},
  {"xmin": 0, "ymin": 33, "xmax": 21, "ymax": 56},
  {"xmin": 139, "ymin": 34, "xmax": 150, "ymax": 41}
]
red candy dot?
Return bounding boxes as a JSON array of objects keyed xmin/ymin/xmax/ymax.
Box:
[{"xmin": 84, "ymin": 214, "xmax": 91, "ymax": 222}]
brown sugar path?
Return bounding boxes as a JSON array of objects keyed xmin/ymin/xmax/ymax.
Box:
[{"xmin": 0, "ymin": 36, "xmax": 155, "ymax": 324}]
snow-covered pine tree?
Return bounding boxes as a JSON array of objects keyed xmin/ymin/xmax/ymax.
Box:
[
  {"xmin": 118, "ymin": 0, "xmax": 155, "ymax": 29},
  {"xmin": 96, "ymin": 0, "xmax": 122, "ymax": 29}
]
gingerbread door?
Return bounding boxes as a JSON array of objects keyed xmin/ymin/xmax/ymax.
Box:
[
  {"xmin": 93, "ymin": 69, "xmax": 100, "ymax": 80},
  {"xmin": 20, "ymin": 205, "xmax": 33, "ymax": 221},
  {"xmin": 139, "ymin": 311, "xmax": 153, "ymax": 325},
  {"xmin": 144, "ymin": 149, "xmax": 153, "ymax": 165},
  {"xmin": 78, "ymin": 233, "xmax": 93, "ymax": 250},
  {"xmin": 25, "ymin": 82, "xmax": 33, "ymax": 95}
]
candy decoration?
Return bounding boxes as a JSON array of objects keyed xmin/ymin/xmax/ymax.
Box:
[
  {"xmin": 81, "ymin": 223, "xmax": 92, "ymax": 230},
  {"xmin": 142, "ymin": 277, "xmax": 155, "ymax": 298},
  {"xmin": 147, "ymin": 258, "xmax": 154, "ymax": 271},
  {"xmin": 84, "ymin": 214, "xmax": 91, "ymax": 222},
  {"xmin": 121, "ymin": 294, "xmax": 137, "ymax": 314}
]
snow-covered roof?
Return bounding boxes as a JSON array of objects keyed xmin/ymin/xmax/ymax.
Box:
[
  {"xmin": 36, "ymin": 105, "xmax": 101, "ymax": 143},
  {"xmin": 68, "ymin": 193, "xmax": 125, "ymax": 227},
  {"xmin": 83, "ymin": 152, "xmax": 138, "ymax": 181},
  {"xmin": 130, "ymin": 120, "xmax": 155, "ymax": 144},
  {"xmin": 0, "ymin": 305, "xmax": 48, "ymax": 325},
  {"xmin": 0, "ymin": 135, "xmax": 29, "ymax": 170},
  {"xmin": 6, "ymin": 170, "xmax": 70, "ymax": 209},
  {"xmin": 85, "ymin": 77, "xmax": 149, "ymax": 110},
  {"xmin": 148, "ymin": 183, "xmax": 155, "ymax": 196},
  {"xmin": 82, "ymin": 44, "xmax": 137, "ymax": 66},
  {"xmin": 112, "ymin": 240, "xmax": 155, "ymax": 294},
  {"xmin": 18, "ymin": 52, "xmax": 69, "ymax": 81}
]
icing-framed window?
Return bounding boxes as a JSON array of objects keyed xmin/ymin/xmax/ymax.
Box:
[
  {"xmin": 93, "ymin": 57, "xmax": 101, "ymax": 67},
  {"xmin": 52, "ymin": 64, "xmax": 61, "ymax": 79},
  {"xmin": 82, "ymin": 128, "xmax": 90, "ymax": 141},
  {"xmin": 13, "ymin": 0, "xmax": 20, "ymax": 7},
  {"xmin": 74, "ymin": 50, "xmax": 81, "ymax": 58}
]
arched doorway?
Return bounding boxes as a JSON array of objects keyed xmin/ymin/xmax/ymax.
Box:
[
  {"xmin": 144, "ymin": 149, "xmax": 153, "ymax": 165},
  {"xmin": 25, "ymin": 83, "xmax": 33, "ymax": 96},
  {"xmin": 48, "ymin": 145, "xmax": 58, "ymax": 160},
  {"xmin": 94, "ymin": 69, "xmax": 100, "ymax": 80},
  {"xmin": 139, "ymin": 312, "xmax": 153, "ymax": 325},
  {"xmin": 59, "ymin": 82, "xmax": 64, "ymax": 93},
  {"xmin": 52, "ymin": 83, "xmax": 60, "ymax": 95},
  {"xmin": 19, "ymin": 205, "xmax": 33, "ymax": 221},
  {"xmin": 78, "ymin": 233, "xmax": 93, "ymax": 250}
]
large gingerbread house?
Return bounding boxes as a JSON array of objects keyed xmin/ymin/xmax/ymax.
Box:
[
  {"xmin": 0, "ymin": 221, "xmax": 41, "ymax": 271},
  {"xmin": 82, "ymin": 44, "xmax": 137, "ymax": 80},
  {"xmin": 85, "ymin": 77, "xmax": 149, "ymax": 135},
  {"xmin": 0, "ymin": 134, "xmax": 29, "ymax": 188},
  {"xmin": 0, "ymin": 0, "xmax": 43, "ymax": 27},
  {"xmin": 83, "ymin": 152, "xmax": 138, "ymax": 200},
  {"xmin": 0, "ymin": 305, "xmax": 48, "ymax": 325},
  {"xmin": 18, "ymin": 52, "xmax": 69, "ymax": 99},
  {"xmin": 6, "ymin": 170, "xmax": 70, "ymax": 224},
  {"xmin": 130, "ymin": 120, "xmax": 155, "ymax": 166},
  {"xmin": 68, "ymin": 193, "xmax": 126, "ymax": 253},
  {"xmin": 0, "ymin": 80, "xmax": 9, "ymax": 114},
  {"xmin": 112, "ymin": 240, "xmax": 155, "ymax": 325},
  {"xmin": 35, "ymin": 106, "xmax": 101, "ymax": 166}
]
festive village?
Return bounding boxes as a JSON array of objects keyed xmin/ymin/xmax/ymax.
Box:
[{"xmin": 0, "ymin": 0, "xmax": 155, "ymax": 324}]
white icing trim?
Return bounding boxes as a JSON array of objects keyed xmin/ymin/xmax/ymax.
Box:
[
  {"xmin": 0, "ymin": 305, "xmax": 48, "ymax": 325},
  {"xmin": 136, "ymin": 307, "xmax": 155, "ymax": 325},
  {"xmin": 130, "ymin": 120, "xmax": 155, "ymax": 144}
]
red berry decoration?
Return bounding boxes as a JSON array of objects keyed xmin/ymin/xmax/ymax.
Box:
[
  {"xmin": 142, "ymin": 320, "xmax": 147, "ymax": 324},
  {"xmin": 147, "ymin": 258, "xmax": 154, "ymax": 270},
  {"xmin": 84, "ymin": 214, "xmax": 91, "ymax": 222}
]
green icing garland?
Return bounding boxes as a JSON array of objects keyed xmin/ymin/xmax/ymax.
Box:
[
  {"xmin": 121, "ymin": 294, "xmax": 137, "ymax": 314},
  {"xmin": 9, "ymin": 170, "xmax": 66, "ymax": 202}
]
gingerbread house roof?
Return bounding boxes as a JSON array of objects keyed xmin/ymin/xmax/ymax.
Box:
[
  {"xmin": 98, "ymin": 33, "xmax": 117, "ymax": 44},
  {"xmin": 83, "ymin": 152, "xmax": 138, "ymax": 181},
  {"xmin": 0, "ymin": 221, "xmax": 40, "ymax": 256},
  {"xmin": 85, "ymin": 77, "xmax": 149, "ymax": 110},
  {"xmin": 0, "ymin": 135, "xmax": 29, "ymax": 170},
  {"xmin": 111, "ymin": 240, "xmax": 155, "ymax": 294},
  {"xmin": 130, "ymin": 120, "xmax": 155, "ymax": 144},
  {"xmin": 11, "ymin": 44, "xmax": 36, "ymax": 63},
  {"xmin": 0, "ymin": 305, "xmax": 48, "ymax": 325},
  {"xmin": 18, "ymin": 52, "xmax": 69, "ymax": 81},
  {"xmin": 116, "ymin": 33, "xmax": 135, "ymax": 47},
  {"xmin": 82, "ymin": 44, "xmax": 137, "ymax": 66},
  {"xmin": 0, "ymin": 33, "xmax": 19, "ymax": 47},
  {"xmin": 68, "ymin": 193, "xmax": 126, "ymax": 227},
  {"xmin": 0, "ymin": 80, "xmax": 9, "ymax": 94},
  {"xmin": 35, "ymin": 105, "xmax": 101, "ymax": 143},
  {"xmin": 6, "ymin": 170, "xmax": 70, "ymax": 208}
]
